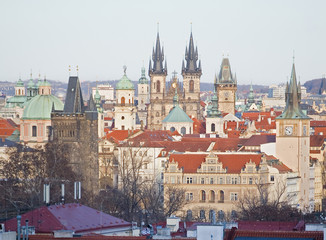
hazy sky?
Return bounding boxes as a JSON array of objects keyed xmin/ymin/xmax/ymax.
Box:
[{"xmin": 0, "ymin": 0, "xmax": 325, "ymax": 85}]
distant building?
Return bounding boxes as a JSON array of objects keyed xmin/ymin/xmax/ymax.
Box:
[
  {"xmin": 268, "ymin": 84, "xmax": 285, "ymax": 99},
  {"xmin": 91, "ymin": 83, "xmax": 114, "ymax": 103}
]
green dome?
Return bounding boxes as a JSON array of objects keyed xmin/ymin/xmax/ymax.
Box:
[
  {"xmin": 40, "ymin": 79, "xmax": 51, "ymax": 87},
  {"xmin": 95, "ymin": 89, "xmax": 101, "ymax": 101},
  {"xmin": 16, "ymin": 79, "xmax": 24, "ymax": 87},
  {"xmin": 22, "ymin": 95, "xmax": 64, "ymax": 120},
  {"xmin": 28, "ymin": 79, "xmax": 35, "ymax": 88},
  {"xmin": 116, "ymin": 74, "xmax": 134, "ymax": 90},
  {"xmin": 162, "ymin": 105, "xmax": 193, "ymax": 123},
  {"xmin": 5, "ymin": 95, "xmax": 28, "ymax": 108}
]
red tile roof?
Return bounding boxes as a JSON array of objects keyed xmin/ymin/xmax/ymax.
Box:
[
  {"xmin": 243, "ymin": 135, "xmax": 276, "ymax": 146},
  {"xmin": 0, "ymin": 118, "xmax": 19, "ymax": 138},
  {"xmin": 169, "ymin": 153, "xmax": 262, "ymax": 174},
  {"xmin": 237, "ymin": 220, "xmax": 298, "ymax": 231},
  {"xmin": 212, "ymin": 138, "xmax": 247, "ymax": 152},
  {"xmin": 310, "ymin": 135, "xmax": 325, "ymax": 147},
  {"xmin": 311, "ymin": 120, "xmax": 326, "ymax": 127},
  {"xmin": 4, "ymin": 203, "xmax": 131, "ymax": 234},
  {"xmin": 104, "ymin": 130, "xmax": 140, "ymax": 143},
  {"xmin": 157, "ymin": 141, "xmax": 212, "ymax": 154}
]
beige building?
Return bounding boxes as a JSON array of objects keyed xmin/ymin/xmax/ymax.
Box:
[
  {"xmin": 147, "ymin": 32, "xmax": 202, "ymax": 130},
  {"xmin": 164, "ymin": 152, "xmax": 292, "ymax": 221}
]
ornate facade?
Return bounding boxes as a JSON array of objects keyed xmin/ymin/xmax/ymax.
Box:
[{"xmin": 147, "ymin": 32, "xmax": 202, "ymax": 130}]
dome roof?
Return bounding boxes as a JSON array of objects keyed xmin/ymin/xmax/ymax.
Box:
[
  {"xmin": 22, "ymin": 95, "xmax": 64, "ymax": 120},
  {"xmin": 5, "ymin": 95, "xmax": 27, "ymax": 108},
  {"xmin": 27, "ymin": 79, "xmax": 35, "ymax": 88},
  {"xmin": 162, "ymin": 105, "xmax": 193, "ymax": 123},
  {"xmin": 16, "ymin": 79, "xmax": 24, "ymax": 87},
  {"xmin": 116, "ymin": 74, "xmax": 134, "ymax": 90},
  {"xmin": 40, "ymin": 79, "xmax": 51, "ymax": 87}
]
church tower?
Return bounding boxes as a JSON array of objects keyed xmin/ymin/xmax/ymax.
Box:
[
  {"xmin": 137, "ymin": 66, "xmax": 150, "ymax": 126},
  {"xmin": 115, "ymin": 66, "xmax": 136, "ymax": 130},
  {"xmin": 275, "ymin": 62, "xmax": 311, "ymax": 210},
  {"xmin": 216, "ymin": 57, "xmax": 237, "ymax": 115},
  {"xmin": 147, "ymin": 32, "xmax": 167, "ymax": 130},
  {"xmin": 181, "ymin": 32, "xmax": 202, "ymax": 119}
]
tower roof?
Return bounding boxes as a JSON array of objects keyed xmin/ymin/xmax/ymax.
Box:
[
  {"xmin": 149, "ymin": 32, "xmax": 167, "ymax": 75},
  {"xmin": 138, "ymin": 67, "xmax": 148, "ymax": 84},
  {"xmin": 162, "ymin": 105, "xmax": 193, "ymax": 123},
  {"xmin": 277, "ymin": 63, "xmax": 309, "ymax": 120},
  {"xmin": 116, "ymin": 67, "xmax": 134, "ymax": 90},
  {"xmin": 182, "ymin": 32, "xmax": 201, "ymax": 74},
  {"xmin": 63, "ymin": 76, "xmax": 84, "ymax": 113},
  {"xmin": 16, "ymin": 78, "xmax": 24, "ymax": 87},
  {"xmin": 218, "ymin": 57, "xmax": 236, "ymax": 84}
]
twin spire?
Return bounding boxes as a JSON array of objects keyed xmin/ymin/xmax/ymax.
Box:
[{"xmin": 149, "ymin": 31, "xmax": 202, "ymax": 75}]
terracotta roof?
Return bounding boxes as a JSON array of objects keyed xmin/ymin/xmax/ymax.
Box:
[
  {"xmin": 157, "ymin": 141, "xmax": 212, "ymax": 154},
  {"xmin": 243, "ymin": 135, "xmax": 276, "ymax": 146},
  {"xmin": 4, "ymin": 203, "xmax": 131, "ymax": 234},
  {"xmin": 311, "ymin": 120, "xmax": 326, "ymax": 127},
  {"xmin": 237, "ymin": 220, "xmax": 298, "ymax": 231},
  {"xmin": 224, "ymin": 229, "xmax": 323, "ymax": 240},
  {"xmin": 212, "ymin": 138, "xmax": 247, "ymax": 152},
  {"xmin": 310, "ymin": 135, "xmax": 325, "ymax": 147},
  {"xmin": 104, "ymin": 130, "xmax": 140, "ymax": 143},
  {"xmin": 0, "ymin": 118, "xmax": 19, "ymax": 138},
  {"xmin": 200, "ymin": 101, "xmax": 206, "ymax": 107},
  {"xmin": 169, "ymin": 153, "xmax": 262, "ymax": 174}
]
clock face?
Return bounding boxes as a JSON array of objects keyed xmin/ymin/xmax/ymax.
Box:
[
  {"xmin": 224, "ymin": 91, "xmax": 230, "ymax": 98},
  {"xmin": 285, "ymin": 126, "xmax": 293, "ymax": 136}
]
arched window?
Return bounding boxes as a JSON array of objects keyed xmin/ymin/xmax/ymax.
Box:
[
  {"xmin": 200, "ymin": 210, "xmax": 205, "ymax": 219},
  {"xmin": 211, "ymin": 123, "xmax": 215, "ymax": 132},
  {"xmin": 156, "ymin": 80, "xmax": 161, "ymax": 93},
  {"xmin": 129, "ymin": 99, "xmax": 131, "ymax": 104},
  {"xmin": 201, "ymin": 190, "xmax": 206, "ymax": 202},
  {"xmin": 156, "ymin": 112, "xmax": 160, "ymax": 117},
  {"xmin": 32, "ymin": 126, "xmax": 37, "ymax": 137},
  {"xmin": 181, "ymin": 127, "xmax": 186, "ymax": 135},
  {"xmin": 210, "ymin": 190, "xmax": 215, "ymax": 202},
  {"xmin": 218, "ymin": 210, "xmax": 225, "ymax": 221},
  {"xmin": 189, "ymin": 80, "xmax": 194, "ymax": 93},
  {"xmin": 18, "ymin": 89, "xmax": 21, "ymax": 95},
  {"xmin": 219, "ymin": 190, "xmax": 224, "ymax": 202},
  {"xmin": 170, "ymin": 127, "xmax": 175, "ymax": 132},
  {"xmin": 121, "ymin": 97, "xmax": 125, "ymax": 106},
  {"xmin": 209, "ymin": 210, "xmax": 215, "ymax": 222},
  {"xmin": 186, "ymin": 210, "xmax": 192, "ymax": 221}
]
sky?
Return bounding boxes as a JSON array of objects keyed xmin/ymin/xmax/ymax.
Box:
[{"xmin": 0, "ymin": 0, "xmax": 325, "ymax": 85}]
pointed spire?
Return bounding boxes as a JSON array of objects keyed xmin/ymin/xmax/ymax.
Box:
[
  {"xmin": 51, "ymin": 102, "xmax": 56, "ymax": 112},
  {"xmin": 277, "ymin": 62, "xmax": 308, "ymax": 119},
  {"xmin": 150, "ymin": 32, "xmax": 166, "ymax": 75},
  {"xmin": 182, "ymin": 59, "xmax": 185, "ymax": 72},
  {"xmin": 183, "ymin": 31, "xmax": 200, "ymax": 74},
  {"xmin": 218, "ymin": 57, "xmax": 235, "ymax": 84}
]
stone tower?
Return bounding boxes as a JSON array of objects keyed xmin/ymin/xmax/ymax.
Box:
[
  {"xmin": 181, "ymin": 32, "xmax": 202, "ymax": 119},
  {"xmin": 216, "ymin": 58, "xmax": 237, "ymax": 115},
  {"xmin": 114, "ymin": 67, "xmax": 136, "ymax": 130},
  {"xmin": 137, "ymin": 67, "xmax": 150, "ymax": 127},
  {"xmin": 275, "ymin": 62, "xmax": 311, "ymax": 210},
  {"xmin": 147, "ymin": 32, "xmax": 167, "ymax": 130}
]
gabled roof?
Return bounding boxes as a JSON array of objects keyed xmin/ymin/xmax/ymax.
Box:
[
  {"xmin": 4, "ymin": 203, "xmax": 131, "ymax": 234},
  {"xmin": 162, "ymin": 105, "xmax": 193, "ymax": 123},
  {"xmin": 64, "ymin": 76, "xmax": 84, "ymax": 113},
  {"xmin": 104, "ymin": 130, "xmax": 140, "ymax": 143},
  {"xmin": 243, "ymin": 135, "xmax": 276, "ymax": 147},
  {"xmin": 310, "ymin": 135, "xmax": 325, "ymax": 147},
  {"xmin": 168, "ymin": 153, "xmax": 263, "ymax": 174},
  {"xmin": 212, "ymin": 138, "xmax": 247, "ymax": 152}
]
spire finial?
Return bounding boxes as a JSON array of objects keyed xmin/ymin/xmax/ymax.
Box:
[
  {"xmin": 30, "ymin": 69, "xmax": 33, "ymax": 79},
  {"xmin": 76, "ymin": 65, "xmax": 79, "ymax": 76},
  {"xmin": 157, "ymin": 22, "xmax": 159, "ymax": 33},
  {"xmin": 292, "ymin": 50, "xmax": 295, "ymax": 64},
  {"xmin": 190, "ymin": 22, "xmax": 192, "ymax": 33},
  {"xmin": 69, "ymin": 65, "xmax": 71, "ymax": 76},
  {"xmin": 123, "ymin": 65, "xmax": 127, "ymax": 75}
]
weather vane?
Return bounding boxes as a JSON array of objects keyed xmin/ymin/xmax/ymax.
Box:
[{"xmin": 123, "ymin": 65, "xmax": 127, "ymax": 74}]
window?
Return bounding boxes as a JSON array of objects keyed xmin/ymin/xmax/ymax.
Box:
[
  {"xmin": 209, "ymin": 210, "xmax": 215, "ymax": 222},
  {"xmin": 161, "ymin": 160, "xmax": 165, "ymax": 168},
  {"xmin": 32, "ymin": 126, "xmax": 37, "ymax": 137},
  {"xmin": 201, "ymin": 178, "xmax": 205, "ymax": 184},
  {"xmin": 231, "ymin": 177, "xmax": 238, "ymax": 184},
  {"xmin": 210, "ymin": 178, "xmax": 214, "ymax": 184},
  {"xmin": 270, "ymin": 175, "xmax": 275, "ymax": 182},
  {"xmin": 242, "ymin": 177, "xmax": 247, "ymax": 184},
  {"xmin": 171, "ymin": 176, "xmax": 175, "ymax": 184},
  {"xmin": 156, "ymin": 112, "xmax": 160, "ymax": 117},
  {"xmin": 231, "ymin": 193, "xmax": 238, "ymax": 201},
  {"xmin": 186, "ymin": 210, "xmax": 192, "ymax": 221},
  {"xmin": 200, "ymin": 210, "xmax": 205, "ymax": 219},
  {"xmin": 210, "ymin": 190, "xmax": 215, "ymax": 202},
  {"xmin": 219, "ymin": 190, "xmax": 224, "ymax": 202},
  {"xmin": 143, "ymin": 163, "xmax": 147, "ymax": 169},
  {"xmin": 186, "ymin": 177, "xmax": 193, "ymax": 184},
  {"xmin": 170, "ymin": 127, "xmax": 175, "ymax": 132},
  {"xmin": 121, "ymin": 116, "xmax": 125, "ymax": 120},
  {"xmin": 181, "ymin": 127, "xmax": 186, "ymax": 135},
  {"xmin": 121, "ymin": 97, "xmax": 125, "ymax": 106},
  {"xmin": 249, "ymin": 177, "xmax": 253, "ymax": 185},
  {"xmin": 211, "ymin": 123, "xmax": 215, "ymax": 132},
  {"xmin": 219, "ymin": 177, "xmax": 223, "ymax": 184},
  {"xmin": 186, "ymin": 192, "xmax": 193, "ymax": 201},
  {"xmin": 189, "ymin": 80, "xmax": 194, "ymax": 93},
  {"xmin": 156, "ymin": 80, "xmax": 161, "ymax": 93},
  {"xmin": 161, "ymin": 172, "xmax": 164, "ymax": 180},
  {"xmin": 201, "ymin": 190, "xmax": 206, "ymax": 201}
]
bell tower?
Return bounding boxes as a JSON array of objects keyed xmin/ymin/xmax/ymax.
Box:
[
  {"xmin": 147, "ymin": 32, "xmax": 167, "ymax": 130},
  {"xmin": 181, "ymin": 32, "xmax": 202, "ymax": 119},
  {"xmin": 276, "ymin": 62, "xmax": 310, "ymax": 210},
  {"xmin": 216, "ymin": 57, "xmax": 237, "ymax": 115}
]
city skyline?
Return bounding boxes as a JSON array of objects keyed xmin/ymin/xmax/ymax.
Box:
[{"xmin": 0, "ymin": 0, "xmax": 325, "ymax": 85}]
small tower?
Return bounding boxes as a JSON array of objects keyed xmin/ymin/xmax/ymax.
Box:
[
  {"xmin": 27, "ymin": 73, "xmax": 37, "ymax": 100},
  {"xmin": 275, "ymin": 62, "xmax": 311, "ymax": 210},
  {"xmin": 181, "ymin": 32, "xmax": 202, "ymax": 120},
  {"xmin": 115, "ymin": 66, "xmax": 136, "ymax": 130},
  {"xmin": 147, "ymin": 32, "xmax": 168, "ymax": 130},
  {"xmin": 15, "ymin": 78, "xmax": 25, "ymax": 96},
  {"xmin": 137, "ymin": 66, "xmax": 150, "ymax": 127},
  {"xmin": 206, "ymin": 89, "xmax": 224, "ymax": 136},
  {"xmin": 216, "ymin": 57, "xmax": 237, "ymax": 115}
]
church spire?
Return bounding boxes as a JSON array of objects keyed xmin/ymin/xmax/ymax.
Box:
[
  {"xmin": 183, "ymin": 32, "xmax": 201, "ymax": 74},
  {"xmin": 149, "ymin": 32, "xmax": 166, "ymax": 75},
  {"xmin": 277, "ymin": 63, "xmax": 309, "ymax": 119}
]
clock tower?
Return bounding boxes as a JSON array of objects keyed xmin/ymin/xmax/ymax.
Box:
[
  {"xmin": 216, "ymin": 57, "xmax": 237, "ymax": 115},
  {"xmin": 276, "ymin": 62, "xmax": 310, "ymax": 210}
]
